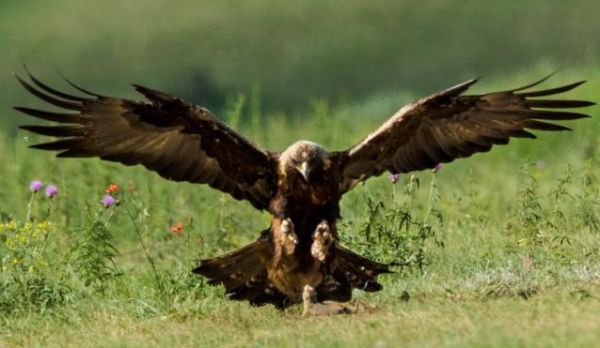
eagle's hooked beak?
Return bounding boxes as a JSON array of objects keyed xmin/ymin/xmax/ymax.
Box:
[{"xmin": 299, "ymin": 161, "xmax": 310, "ymax": 181}]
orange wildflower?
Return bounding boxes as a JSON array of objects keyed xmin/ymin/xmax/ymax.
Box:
[
  {"xmin": 170, "ymin": 222, "xmax": 184, "ymax": 234},
  {"xmin": 105, "ymin": 184, "xmax": 119, "ymax": 194}
]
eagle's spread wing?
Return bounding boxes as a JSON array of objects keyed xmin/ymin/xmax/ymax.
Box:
[
  {"xmin": 334, "ymin": 76, "xmax": 594, "ymax": 193},
  {"xmin": 15, "ymin": 72, "xmax": 275, "ymax": 210}
]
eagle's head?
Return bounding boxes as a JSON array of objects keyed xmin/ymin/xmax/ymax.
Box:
[{"xmin": 280, "ymin": 140, "xmax": 330, "ymax": 182}]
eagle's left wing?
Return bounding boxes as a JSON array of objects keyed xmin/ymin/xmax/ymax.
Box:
[
  {"xmin": 334, "ymin": 76, "xmax": 594, "ymax": 193},
  {"xmin": 15, "ymin": 72, "xmax": 276, "ymax": 210}
]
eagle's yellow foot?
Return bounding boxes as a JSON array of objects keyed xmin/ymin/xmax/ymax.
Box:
[
  {"xmin": 311, "ymin": 220, "xmax": 334, "ymax": 262},
  {"xmin": 302, "ymin": 285, "xmax": 354, "ymax": 316}
]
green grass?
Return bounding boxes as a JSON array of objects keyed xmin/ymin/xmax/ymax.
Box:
[
  {"xmin": 0, "ymin": 66, "xmax": 599, "ymax": 347},
  {"xmin": 9, "ymin": 287, "xmax": 600, "ymax": 347}
]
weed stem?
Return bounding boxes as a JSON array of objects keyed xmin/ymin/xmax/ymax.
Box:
[
  {"xmin": 25, "ymin": 192, "xmax": 35, "ymax": 222},
  {"xmin": 124, "ymin": 205, "xmax": 164, "ymax": 295},
  {"xmin": 424, "ymin": 173, "xmax": 437, "ymax": 223}
]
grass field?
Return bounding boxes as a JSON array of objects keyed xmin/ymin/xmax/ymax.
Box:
[{"xmin": 0, "ymin": 65, "xmax": 599, "ymax": 347}]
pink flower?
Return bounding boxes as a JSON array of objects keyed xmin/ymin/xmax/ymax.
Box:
[
  {"xmin": 45, "ymin": 185, "xmax": 58, "ymax": 198},
  {"xmin": 101, "ymin": 195, "xmax": 117, "ymax": 208},
  {"xmin": 388, "ymin": 173, "xmax": 401, "ymax": 184},
  {"xmin": 433, "ymin": 163, "xmax": 443, "ymax": 173},
  {"xmin": 29, "ymin": 180, "xmax": 43, "ymax": 192}
]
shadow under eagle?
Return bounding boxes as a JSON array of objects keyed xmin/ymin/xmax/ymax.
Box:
[{"xmin": 14, "ymin": 69, "xmax": 594, "ymax": 309}]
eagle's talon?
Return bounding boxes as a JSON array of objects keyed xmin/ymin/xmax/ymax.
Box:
[
  {"xmin": 276, "ymin": 218, "xmax": 299, "ymax": 258},
  {"xmin": 315, "ymin": 220, "xmax": 329, "ymax": 235},
  {"xmin": 311, "ymin": 220, "xmax": 334, "ymax": 262},
  {"xmin": 281, "ymin": 218, "xmax": 293, "ymax": 233},
  {"xmin": 281, "ymin": 218, "xmax": 298, "ymax": 245}
]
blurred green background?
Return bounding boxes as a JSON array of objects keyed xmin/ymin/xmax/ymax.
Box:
[{"xmin": 1, "ymin": 0, "xmax": 599, "ymax": 132}]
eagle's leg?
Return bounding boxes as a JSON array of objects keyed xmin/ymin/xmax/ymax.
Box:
[
  {"xmin": 302, "ymin": 220, "xmax": 356, "ymax": 315},
  {"xmin": 309, "ymin": 220, "xmax": 391, "ymax": 305},
  {"xmin": 311, "ymin": 220, "xmax": 335, "ymax": 262},
  {"xmin": 302, "ymin": 285, "xmax": 354, "ymax": 316}
]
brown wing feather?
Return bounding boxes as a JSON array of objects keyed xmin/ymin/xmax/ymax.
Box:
[
  {"xmin": 335, "ymin": 77, "xmax": 594, "ymax": 193},
  {"xmin": 15, "ymin": 72, "xmax": 275, "ymax": 210}
]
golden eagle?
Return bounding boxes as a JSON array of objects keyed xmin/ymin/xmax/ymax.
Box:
[{"xmin": 15, "ymin": 71, "xmax": 593, "ymax": 313}]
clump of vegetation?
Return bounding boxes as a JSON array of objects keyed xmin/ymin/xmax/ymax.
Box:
[
  {"xmin": 343, "ymin": 169, "xmax": 444, "ymax": 274},
  {"xmin": 0, "ymin": 181, "xmax": 73, "ymax": 315},
  {"xmin": 70, "ymin": 207, "xmax": 122, "ymax": 293},
  {"xmin": 576, "ymin": 161, "xmax": 599, "ymax": 232},
  {"xmin": 507, "ymin": 161, "xmax": 600, "ymax": 266},
  {"xmin": 0, "ymin": 219, "xmax": 72, "ymax": 315}
]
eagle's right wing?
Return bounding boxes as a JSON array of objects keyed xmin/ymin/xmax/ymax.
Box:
[
  {"xmin": 334, "ymin": 76, "xmax": 594, "ymax": 193},
  {"xmin": 15, "ymin": 72, "xmax": 276, "ymax": 210}
]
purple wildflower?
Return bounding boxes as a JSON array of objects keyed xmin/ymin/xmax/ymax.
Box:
[
  {"xmin": 433, "ymin": 163, "xmax": 443, "ymax": 173},
  {"xmin": 388, "ymin": 172, "xmax": 401, "ymax": 184},
  {"xmin": 101, "ymin": 195, "xmax": 117, "ymax": 208},
  {"xmin": 29, "ymin": 180, "xmax": 43, "ymax": 193},
  {"xmin": 45, "ymin": 185, "xmax": 58, "ymax": 198},
  {"xmin": 535, "ymin": 160, "xmax": 545, "ymax": 170}
]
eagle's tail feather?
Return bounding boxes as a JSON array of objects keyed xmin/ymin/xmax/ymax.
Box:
[
  {"xmin": 192, "ymin": 234, "xmax": 288, "ymax": 307},
  {"xmin": 325, "ymin": 244, "xmax": 391, "ymax": 296},
  {"xmin": 193, "ymin": 243, "xmax": 260, "ymax": 287}
]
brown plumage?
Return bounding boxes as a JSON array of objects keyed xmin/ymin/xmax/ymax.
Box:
[{"xmin": 15, "ymin": 70, "xmax": 594, "ymax": 312}]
